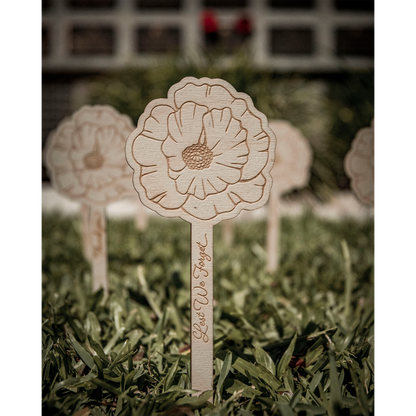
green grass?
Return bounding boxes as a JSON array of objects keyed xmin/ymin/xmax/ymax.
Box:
[{"xmin": 42, "ymin": 211, "xmax": 374, "ymax": 415}]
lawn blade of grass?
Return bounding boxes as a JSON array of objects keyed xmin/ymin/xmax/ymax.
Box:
[
  {"xmin": 232, "ymin": 357, "xmax": 261, "ymax": 389},
  {"xmin": 226, "ymin": 380, "xmax": 262, "ymax": 398},
  {"xmin": 253, "ymin": 346, "xmax": 276, "ymax": 375},
  {"xmin": 329, "ymin": 351, "xmax": 342, "ymax": 414},
  {"xmin": 305, "ymin": 345, "xmax": 324, "ymax": 367},
  {"xmin": 277, "ymin": 403, "xmax": 296, "ymax": 416},
  {"xmin": 276, "ymin": 333, "xmax": 297, "ymax": 379},
  {"xmin": 308, "ymin": 370, "xmax": 323, "ymax": 394},
  {"xmin": 93, "ymin": 355, "xmax": 104, "ymax": 379},
  {"xmin": 164, "ymin": 357, "xmax": 180, "ymax": 392},
  {"xmin": 216, "ymin": 351, "xmax": 232, "ymax": 402},
  {"xmin": 104, "ymin": 327, "xmax": 126, "ymax": 355},
  {"xmin": 137, "ymin": 265, "xmax": 162, "ymax": 319},
  {"xmin": 84, "ymin": 311, "xmax": 102, "ymax": 342},
  {"xmin": 68, "ymin": 333, "xmax": 95, "ymax": 369},
  {"xmin": 88, "ymin": 336, "xmax": 110, "ymax": 365},
  {"xmin": 348, "ymin": 362, "xmax": 370, "ymax": 416},
  {"xmin": 175, "ymin": 390, "xmax": 214, "ymax": 407},
  {"xmin": 90, "ymin": 377, "xmax": 121, "ymax": 395},
  {"xmin": 289, "ymin": 388, "xmax": 302, "ymax": 408}
]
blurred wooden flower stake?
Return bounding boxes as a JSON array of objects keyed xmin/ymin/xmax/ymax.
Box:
[
  {"xmin": 45, "ymin": 105, "xmax": 136, "ymax": 295},
  {"xmin": 344, "ymin": 119, "xmax": 374, "ymax": 206},
  {"xmin": 126, "ymin": 77, "xmax": 276, "ymax": 396},
  {"xmin": 267, "ymin": 120, "xmax": 312, "ymax": 273}
]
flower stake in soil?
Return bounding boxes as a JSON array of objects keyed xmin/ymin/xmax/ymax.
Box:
[
  {"xmin": 45, "ymin": 105, "xmax": 136, "ymax": 295},
  {"xmin": 344, "ymin": 119, "xmax": 374, "ymax": 206},
  {"xmin": 267, "ymin": 120, "xmax": 312, "ymax": 272},
  {"xmin": 126, "ymin": 77, "xmax": 276, "ymax": 394}
]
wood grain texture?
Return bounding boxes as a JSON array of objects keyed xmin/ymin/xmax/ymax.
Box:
[{"xmin": 344, "ymin": 119, "xmax": 374, "ymax": 206}]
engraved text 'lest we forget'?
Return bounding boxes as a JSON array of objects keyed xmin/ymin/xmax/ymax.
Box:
[{"xmin": 192, "ymin": 233, "xmax": 211, "ymax": 343}]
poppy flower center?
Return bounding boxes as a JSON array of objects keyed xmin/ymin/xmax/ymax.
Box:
[
  {"xmin": 83, "ymin": 151, "xmax": 104, "ymax": 170},
  {"xmin": 182, "ymin": 143, "xmax": 213, "ymax": 170}
]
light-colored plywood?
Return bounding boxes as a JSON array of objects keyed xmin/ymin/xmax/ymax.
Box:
[
  {"xmin": 344, "ymin": 119, "xmax": 374, "ymax": 206},
  {"xmin": 267, "ymin": 120, "xmax": 312, "ymax": 273},
  {"xmin": 45, "ymin": 105, "xmax": 136, "ymax": 295},
  {"xmin": 126, "ymin": 77, "xmax": 276, "ymax": 395}
]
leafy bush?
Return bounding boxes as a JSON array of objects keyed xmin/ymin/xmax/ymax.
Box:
[{"xmin": 42, "ymin": 212, "xmax": 374, "ymax": 415}]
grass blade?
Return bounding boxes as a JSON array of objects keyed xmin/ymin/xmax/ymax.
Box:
[
  {"xmin": 216, "ymin": 351, "xmax": 232, "ymax": 400},
  {"xmin": 277, "ymin": 333, "xmax": 297, "ymax": 379},
  {"xmin": 68, "ymin": 334, "xmax": 95, "ymax": 369}
]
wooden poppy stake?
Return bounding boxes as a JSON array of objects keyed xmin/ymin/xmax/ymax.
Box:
[
  {"xmin": 267, "ymin": 120, "xmax": 312, "ymax": 273},
  {"xmin": 45, "ymin": 105, "xmax": 136, "ymax": 295},
  {"xmin": 126, "ymin": 77, "xmax": 276, "ymax": 395}
]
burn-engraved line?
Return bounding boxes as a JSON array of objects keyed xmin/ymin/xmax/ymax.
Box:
[
  {"xmin": 141, "ymin": 169, "xmax": 158, "ymax": 177},
  {"xmin": 215, "ymin": 162, "xmax": 240, "ymax": 171},
  {"xmin": 209, "ymin": 140, "xmax": 221, "ymax": 152},
  {"xmin": 187, "ymin": 176, "xmax": 197, "ymax": 194},
  {"xmin": 150, "ymin": 191, "xmax": 168, "ymax": 202},
  {"xmin": 207, "ymin": 179, "xmax": 219, "ymax": 193},
  {"xmin": 225, "ymin": 114, "xmax": 233, "ymax": 133}
]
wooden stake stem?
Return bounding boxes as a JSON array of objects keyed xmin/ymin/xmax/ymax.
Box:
[
  {"xmin": 90, "ymin": 205, "xmax": 109, "ymax": 296},
  {"xmin": 81, "ymin": 203, "xmax": 93, "ymax": 261},
  {"xmin": 190, "ymin": 222, "xmax": 213, "ymax": 394},
  {"xmin": 266, "ymin": 189, "xmax": 280, "ymax": 273}
]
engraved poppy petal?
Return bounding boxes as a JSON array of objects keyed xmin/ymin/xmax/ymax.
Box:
[
  {"xmin": 73, "ymin": 123, "xmax": 97, "ymax": 153},
  {"xmin": 86, "ymin": 188, "xmax": 108, "ymax": 204},
  {"xmin": 228, "ymin": 174, "xmax": 266, "ymax": 203},
  {"xmin": 182, "ymin": 192, "xmax": 236, "ymax": 221},
  {"xmin": 132, "ymin": 133, "xmax": 165, "ymax": 167},
  {"xmin": 229, "ymin": 98, "xmax": 247, "ymax": 118},
  {"xmin": 349, "ymin": 155, "xmax": 369, "ymax": 175},
  {"xmin": 209, "ymin": 162, "xmax": 241, "ymax": 185},
  {"xmin": 356, "ymin": 177, "xmax": 373, "ymax": 193},
  {"xmin": 140, "ymin": 165, "xmax": 187, "ymax": 209},
  {"xmin": 175, "ymin": 168, "xmax": 198, "ymax": 195},
  {"xmin": 55, "ymin": 171, "xmax": 84, "ymax": 196},
  {"xmin": 143, "ymin": 104, "xmax": 175, "ymax": 142},
  {"xmin": 167, "ymin": 102, "xmax": 208, "ymax": 146},
  {"xmin": 174, "ymin": 83, "xmax": 234, "ymax": 110},
  {"xmin": 96, "ymin": 125, "xmax": 118, "ymax": 152},
  {"xmin": 161, "ymin": 136, "xmax": 186, "ymax": 171},
  {"xmin": 48, "ymin": 148, "xmax": 71, "ymax": 170}
]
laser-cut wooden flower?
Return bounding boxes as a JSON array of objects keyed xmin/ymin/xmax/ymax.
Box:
[
  {"xmin": 45, "ymin": 105, "xmax": 135, "ymax": 206},
  {"xmin": 344, "ymin": 119, "xmax": 374, "ymax": 206},
  {"xmin": 126, "ymin": 77, "xmax": 276, "ymax": 395},
  {"xmin": 45, "ymin": 105, "xmax": 136, "ymax": 295},
  {"xmin": 126, "ymin": 77, "xmax": 276, "ymax": 225}
]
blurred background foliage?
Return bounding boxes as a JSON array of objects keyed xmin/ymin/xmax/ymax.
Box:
[{"xmin": 87, "ymin": 52, "xmax": 374, "ymax": 201}]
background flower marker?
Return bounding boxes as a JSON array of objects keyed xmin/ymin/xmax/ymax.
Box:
[
  {"xmin": 126, "ymin": 77, "xmax": 276, "ymax": 395},
  {"xmin": 267, "ymin": 120, "xmax": 312, "ymax": 272},
  {"xmin": 344, "ymin": 119, "xmax": 374, "ymax": 206},
  {"xmin": 45, "ymin": 105, "xmax": 136, "ymax": 295}
]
